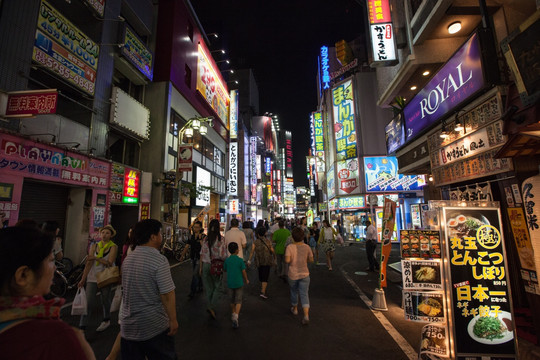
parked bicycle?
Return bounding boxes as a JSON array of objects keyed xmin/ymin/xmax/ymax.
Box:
[
  {"xmin": 50, "ymin": 260, "xmax": 68, "ymax": 297},
  {"xmin": 161, "ymin": 224, "xmax": 188, "ymax": 262},
  {"xmin": 66, "ymin": 255, "xmax": 87, "ymax": 290}
]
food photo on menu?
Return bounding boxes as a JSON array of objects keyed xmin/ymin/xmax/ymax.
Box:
[
  {"xmin": 402, "ymin": 259, "xmax": 443, "ymax": 291},
  {"xmin": 403, "ymin": 291, "xmax": 445, "ymax": 322}
]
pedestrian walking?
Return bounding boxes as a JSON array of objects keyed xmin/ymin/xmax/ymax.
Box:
[
  {"xmin": 308, "ymin": 228, "xmax": 317, "ymax": 259},
  {"xmin": 311, "ymin": 222, "xmax": 321, "ymax": 263},
  {"xmin": 119, "ymin": 219, "xmax": 178, "ymax": 360},
  {"xmin": 319, "ymin": 220, "xmax": 337, "ymax": 271},
  {"xmin": 224, "ymin": 218, "xmax": 247, "ymax": 259},
  {"xmin": 78, "ymin": 225, "xmax": 118, "ymax": 332},
  {"xmin": 300, "ymin": 217, "xmax": 310, "ymax": 244},
  {"xmin": 285, "ymin": 227, "xmax": 314, "ymax": 325},
  {"xmin": 365, "ymin": 220, "xmax": 380, "ymax": 272},
  {"xmin": 0, "ymin": 226, "xmax": 96, "ymax": 359},
  {"xmin": 241, "ymin": 221, "xmax": 255, "ymax": 262},
  {"xmin": 248, "ymin": 227, "xmax": 275, "ymax": 299},
  {"xmin": 181, "ymin": 221, "xmax": 204, "ymax": 299},
  {"xmin": 272, "ymin": 219, "xmax": 290, "ymax": 280},
  {"xmin": 200, "ymin": 219, "xmax": 228, "ymax": 319},
  {"xmin": 223, "ymin": 242, "xmax": 249, "ymax": 329}
]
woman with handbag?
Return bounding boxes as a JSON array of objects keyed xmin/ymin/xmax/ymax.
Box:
[
  {"xmin": 199, "ymin": 219, "xmax": 227, "ymax": 319},
  {"xmin": 319, "ymin": 220, "xmax": 337, "ymax": 271},
  {"xmin": 78, "ymin": 225, "xmax": 118, "ymax": 332},
  {"xmin": 247, "ymin": 226, "xmax": 275, "ymax": 299}
]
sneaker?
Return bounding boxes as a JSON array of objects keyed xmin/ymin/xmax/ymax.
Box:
[
  {"xmin": 232, "ymin": 319, "xmax": 239, "ymax": 329},
  {"xmin": 302, "ymin": 317, "xmax": 310, "ymax": 325},
  {"xmin": 290, "ymin": 307, "xmax": 298, "ymax": 315},
  {"xmin": 96, "ymin": 320, "xmax": 110, "ymax": 332},
  {"xmin": 260, "ymin": 293, "xmax": 268, "ymax": 299}
]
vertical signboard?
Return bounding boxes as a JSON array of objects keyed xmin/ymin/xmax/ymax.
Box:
[
  {"xmin": 319, "ymin": 46, "xmax": 330, "ymax": 93},
  {"xmin": 250, "ymin": 137, "xmax": 258, "ymax": 203},
  {"xmin": 195, "ymin": 166, "xmax": 211, "ymax": 207},
  {"xmin": 337, "ymin": 158, "xmax": 360, "ymax": 195},
  {"xmin": 33, "ymin": 1, "xmax": 99, "ymax": 96},
  {"xmin": 332, "ymin": 79, "xmax": 357, "ymax": 161},
  {"xmin": 178, "ymin": 144, "xmax": 193, "ymax": 172},
  {"xmin": 442, "ymin": 206, "xmax": 516, "ymax": 358},
  {"xmin": 309, "ymin": 113, "xmax": 316, "ymax": 156},
  {"xmin": 229, "ymin": 199, "xmax": 239, "ymax": 215},
  {"xmin": 229, "ymin": 89, "xmax": 239, "ymax": 139},
  {"xmin": 380, "ymin": 198, "xmax": 397, "ymax": 287},
  {"xmin": 366, "ymin": 0, "xmax": 397, "ymax": 65},
  {"xmin": 122, "ymin": 168, "xmax": 140, "ymax": 204},
  {"xmin": 312, "ymin": 111, "xmax": 325, "ymax": 158},
  {"xmin": 327, "ymin": 165, "xmax": 336, "ymax": 199},
  {"xmin": 285, "ymin": 131, "xmax": 293, "ymax": 178},
  {"xmin": 228, "ymin": 142, "xmax": 238, "ymax": 196}
]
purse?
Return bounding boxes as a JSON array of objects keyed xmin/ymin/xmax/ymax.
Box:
[
  {"xmin": 96, "ymin": 266, "xmax": 120, "ymax": 288},
  {"xmin": 208, "ymin": 239, "xmax": 224, "ymax": 276}
]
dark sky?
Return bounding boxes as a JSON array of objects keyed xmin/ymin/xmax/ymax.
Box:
[{"xmin": 191, "ymin": 0, "xmax": 366, "ymax": 186}]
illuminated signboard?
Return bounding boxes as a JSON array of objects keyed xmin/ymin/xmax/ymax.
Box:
[
  {"xmin": 265, "ymin": 157, "xmax": 271, "ymax": 175},
  {"xmin": 338, "ymin": 196, "xmax": 365, "ymax": 210},
  {"xmin": 313, "ymin": 111, "xmax": 325, "ymax": 158},
  {"xmin": 285, "ymin": 131, "xmax": 293, "ymax": 178},
  {"xmin": 309, "ymin": 113, "xmax": 316, "ymax": 156},
  {"xmin": 367, "ymin": 0, "xmax": 391, "ymax": 23},
  {"xmin": 33, "ymin": 1, "xmax": 99, "ymax": 96},
  {"xmin": 121, "ymin": 25, "xmax": 153, "ymax": 81},
  {"xmin": 364, "ymin": 156, "xmax": 426, "ymax": 192},
  {"xmin": 196, "ymin": 44, "xmax": 230, "ymax": 124},
  {"xmin": 229, "ymin": 89, "xmax": 239, "ymax": 139},
  {"xmin": 327, "ymin": 165, "xmax": 336, "ymax": 199},
  {"xmin": 195, "ymin": 166, "xmax": 211, "ymax": 207},
  {"xmin": 122, "ymin": 168, "xmax": 140, "ymax": 204},
  {"xmin": 332, "ymin": 79, "xmax": 357, "ymax": 161},
  {"xmin": 228, "ymin": 142, "xmax": 238, "ymax": 196},
  {"xmin": 337, "ymin": 158, "xmax": 360, "ymax": 195},
  {"xmin": 319, "ymin": 46, "xmax": 330, "ymax": 92},
  {"xmin": 229, "ymin": 199, "xmax": 239, "ymax": 215},
  {"xmin": 256, "ymin": 155, "xmax": 261, "ymax": 180},
  {"xmin": 250, "ymin": 137, "xmax": 257, "ymax": 203},
  {"xmin": 366, "ymin": 0, "xmax": 397, "ymax": 64},
  {"xmin": 5, "ymin": 90, "xmax": 58, "ymax": 117}
]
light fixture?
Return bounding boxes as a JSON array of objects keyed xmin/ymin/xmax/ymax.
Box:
[
  {"xmin": 216, "ymin": 59, "xmax": 230, "ymax": 64},
  {"xmin": 439, "ymin": 120, "xmax": 449, "ymax": 139},
  {"xmin": 410, "ymin": 85, "xmax": 417, "ymax": 90},
  {"xmin": 448, "ymin": 21, "xmax": 462, "ymax": 34},
  {"xmin": 428, "ymin": 175, "xmax": 434, "ymax": 182},
  {"xmin": 211, "ymin": 49, "xmax": 226, "ymax": 54},
  {"xmin": 192, "ymin": 118, "xmax": 201, "ymax": 130},
  {"xmin": 199, "ymin": 123, "xmax": 208, "ymax": 135},
  {"xmin": 454, "ymin": 118, "xmax": 464, "ymax": 132},
  {"xmin": 185, "ymin": 128, "xmax": 194, "ymax": 138},
  {"xmin": 422, "ymin": 70, "xmax": 430, "ymax": 76},
  {"xmin": 207, "ymin": 33, "xmax": 219, "ymax": 39}
]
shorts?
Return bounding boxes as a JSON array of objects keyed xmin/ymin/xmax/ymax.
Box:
[
  {"xmin": 258, "ymin": 265, "xmax": 271, "ymax": 282},
  {"xmin": 229, "ymin": 287, "xmax": 243, "ymax": 304}
]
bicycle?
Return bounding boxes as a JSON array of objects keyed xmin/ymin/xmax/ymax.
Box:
[
  {"xmin": 50, "ymin": 260, "xmax": 68, "ymax": 297},
  {"xmin": 66, "ymin": 255, "xmax": 88, "ymax": 290},
  {"xmin": 161, "ymin": 225, "xmax": 188, "ymax": 262}
]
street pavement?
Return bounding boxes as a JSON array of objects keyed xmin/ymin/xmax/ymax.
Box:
[{"xmin": 61, "ymin": 242, "xmax": 424, "ymax": 360}]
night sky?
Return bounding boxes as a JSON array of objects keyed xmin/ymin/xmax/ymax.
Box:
[{"xmin": 191, "ymin": 0, "xmax": 366, "ymax": 187}]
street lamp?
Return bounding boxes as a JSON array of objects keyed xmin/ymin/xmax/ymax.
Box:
[
  {"xmin": 185, "ymin": 128, "xmax": 194, "ymax": 138},
  {"xmin": 179, "ymin": 116, "xmax": 214, "ymax": 144},
  {"xmin": 192, "ymin": 118, "xmax": 201, "ymax": 130},
  {"xmin": 211, "ymin": 49, "xmax": 226, "ymax": 54}
]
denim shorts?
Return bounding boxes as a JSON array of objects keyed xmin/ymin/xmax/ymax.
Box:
[{"xmin": 229, "ymin": 287, "xmax": 243, "ymax": 304}]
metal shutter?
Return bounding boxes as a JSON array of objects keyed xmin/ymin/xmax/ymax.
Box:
[{"xmin": 19, "ymin": 181, "xmax": 69, "ymax": 231}]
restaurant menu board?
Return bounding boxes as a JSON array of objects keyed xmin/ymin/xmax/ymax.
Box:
[
  {"xmin": 402, "ymin": 259, "xmax": 443, "ymax": 291},
  {"xmin": 403, "ymin": 291, "xmax": 446, "ymax": 323},
  {"xmin": 443, "ymin": 207, "xmax": 516, "ymax": 358},
  {"xmin": 420, "ymin": 324, "xmax": 449, "ymax": 358},
  {"xmin": 401, "ymin": 230, "xmax": 441, "ymax": 259}
]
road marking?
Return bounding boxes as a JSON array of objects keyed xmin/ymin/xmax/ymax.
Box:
[{"xmin": 341, "ymin": 266, "xmax": 417, "ymax": 360}]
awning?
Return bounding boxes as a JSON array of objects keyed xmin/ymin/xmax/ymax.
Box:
[{"xmin": 494, "ymin": 123, "xmax": 540, "ymax": 158}]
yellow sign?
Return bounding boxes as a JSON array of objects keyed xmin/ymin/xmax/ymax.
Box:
[
  {"xmin": 507, "ymin": 207, "xmax": 536, "ymax": 271},
  {"xmin": 196, "ymin": 44, "xmax": 229, "ymax": 124}
]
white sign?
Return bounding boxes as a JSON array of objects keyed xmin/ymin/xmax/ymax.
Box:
[
  {"xmin": 195, "ymin": 166, "xmax": 211, "ymax": 207},
  {"xmin": 370, "ymin": 23, "xmax": 397, "ymax": 62},
  {"xmin": 229, "ymin": 199, "xmax": 239, "ymax": 214},
  {"xmin": 435, "ymin": 127, "xmax": 490, "ymax": 168},
  {"xmin": 228, "ymin": 142, "xmax": 238, "ymax": 196},
  {"xmin": 337, "ymin": 158, "xmax": 360, "ymax": 195},
  {"xmin": 229, "ymin": 89, "xmax": 238, "ymax": 139}
]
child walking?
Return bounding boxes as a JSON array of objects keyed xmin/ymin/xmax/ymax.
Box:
[{"xmin": 224, "ymin": 242, "xmax": 249, "ymax": 328}]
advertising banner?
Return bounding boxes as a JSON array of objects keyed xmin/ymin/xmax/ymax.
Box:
[
  {"xmin": 364, "ymin": 156, "xmax": 426, "ymax": 192},
  {"xmin": 338, "ymin": 196, "xmax": 365, "ymax": 210},
  {"xmin": 443, "ymin": 207, "xmax": 516, "ymax": 357},
  {"xmin": 367, "ymin": 0, "xmax": 391, "ymax": 24},
  {"xmin": 332, "ymin": 79, "xmax": 357, "ymax": 161},
  {"xmin": 507, "ymin": 207, "xmax": 536, "ymax": 271},
  {"xmin": 121, "ymin": 25, "xmax": 153, "ymax": 81},
  {"xmin": 110, "ymin": 163, "xmax": 124, "ymax": 203},
  {"xmin": 93, "ymin": 207, "xmax": 105, "ymax": 228},
  {"xmin": 327, "ymin": 165, "xmax": 336, "ymax": 199},
  {"xmin": 226, "ymin": 141, "xmax": 237, "ymax": 196},
  {"xmin": 285, "ymin": 131, "xmax": 293, "ymax": 178},
  {"xmin": 5, "ymin": 90, "xmax": 58, "ymax": 117},
  {"xmin": 420, "ymin": 324, "xmax": 450, "ymax": 358},
  {"xmin": 196, "ymin": 44, "xmax": 229, "ymax": 124},
  {"xmin": 229, "ymin": 199, "xmax": 239, "ymax": 215},
  {"xmin": 319, "ymin": 46, "xmax": 330, "ymax": 92},
  {"xmin": 380, "ymin": 198, "xmax": 396, "ymax": 287},
  {"xmin": 337, "ymin": 158, "xmax": 360, "ymax": 195},
  {"xmin": 0, "ymin": 133, "xmax": 109, "ymax": 189},
  {"xmin": 122, "ymin": 168, "xmax": 140, "ymax": 204},
  {"xmin": 229, "ymin": 90, "xmax": 238, "ymax": 139},
  {"xmin": 250, "ymin": 137, "xmax": 257, "ymax": 203},
  {"xmin": 33, "ymin": 1, "xmax": 99, "ymax": 96},
  {"xmin": 195, "ymin": 166, "xmax": 211, "ymax": 207},
  {"xmin": 403, "ymin": 33, "xmax": 484, "ymax": 143},
  {"xmin": 402, "ymin": 259, "xmax": 443, "ymax": 291},
  {"xmin": 403, "ymin": 290, "xmax": 446, "ymax": 323},
  {"xmin": 400, "ymin": 230, "xmax": 441, "ymax": 259},
  {"xmin": 312, "ymin": 112, "xmax": 325, "ymax": 158},
  {"xmin": 385, "ymin": 114, "xmax": 405, "ymax": 154},
  {"xmin": 178, "ymin": 144, "xmax": 193, "ymax": 172},
  {"xmin": 140, "ymin": 203, "xmax": 150, "ymax": 220}
]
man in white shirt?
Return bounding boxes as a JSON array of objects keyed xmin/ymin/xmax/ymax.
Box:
[
  {"xmin": 225, "ymin": 218, "xmax": 247, "ymax": 258},
  {"xmin": 365, "ymin": 220, "xmax": 379, "ymax": 272}
]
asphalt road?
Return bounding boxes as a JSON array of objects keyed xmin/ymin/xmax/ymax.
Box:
[{"xmin": 61, "ymin": 242, "xmax": 423, "ymax": 360}]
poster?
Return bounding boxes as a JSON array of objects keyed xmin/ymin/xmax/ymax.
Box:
[
  {"xmin": 420, "ymin": 324, "xmax": 449, "ymax": 358},
  {"xmin": 401, "ymin": 230, "xmax": 441, "ymax": 259},
  {"xmin": 507, "ymin": 207, "xmax": 536, "ymax": 271},
  {"xmin": 402, "ymin": 259, "xmax": 443, "ymax": 291},
  {"xmin": 364, "ymin": 156, "xmax": 426, "ymax": 192},
  {"xmin": 403, "ymin": 291, "xmax": 446, "ymax": 323},
  {"xmin": 380, "ymin": 198, "xmax": 396, "ymax": 287},
  {"xmin": 331, "ymin": 79, "xmax": 357, "ymax": 161},
  {"xmin": 93, "ymin": 207, "xmax": 105, "ymax": 228},
  {"xmin": 443, "ymin": 207, "xmax": 516, "ymax": 357}
]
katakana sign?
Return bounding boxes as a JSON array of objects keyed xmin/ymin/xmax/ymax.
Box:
[{"xmin": 332, "ymin": 79, "xmax": 357, "ymax": 161}]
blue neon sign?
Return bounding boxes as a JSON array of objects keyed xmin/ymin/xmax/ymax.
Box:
[{"xmin": 320, "ymin": 46, "xmax": 330, "ymax": 91}]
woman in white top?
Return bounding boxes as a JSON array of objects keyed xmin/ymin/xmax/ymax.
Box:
[
  {"xmin": 78, "ymin": 225, "xmax": 118, "ymax": 332},
  {"xmin": 318, "ymin": 220, "xmax": 337, "ymax": 271}
]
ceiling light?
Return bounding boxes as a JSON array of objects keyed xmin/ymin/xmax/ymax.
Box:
[
  {"xmin": 448, "ymin": 21, "xmax": 462, "ymax": 34},
  {"xmin": 422, "ymin": 70, "xmax": 430, "ymax": 76},
  {"xmin": 410, "ymin": 85, "xmax": 417, "ymax": 90}
]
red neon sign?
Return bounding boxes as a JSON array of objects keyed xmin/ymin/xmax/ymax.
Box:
[{"xmin": 122, "ymin": 168, "xmax": 140, "ymax": 204}]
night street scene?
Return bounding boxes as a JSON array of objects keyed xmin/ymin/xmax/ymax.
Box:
[{"xmin": 1, "ymin": 0, "xmax": 540, "ymax": 359}]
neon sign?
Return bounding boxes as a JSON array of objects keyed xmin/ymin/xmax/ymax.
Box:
[
  {"xmin": 320, "ymin": 46, "xmax": 330, "ymax": 91},
  {"xmin": 122, "ymin": 168, "xmax": 140, "ymax": 204}
]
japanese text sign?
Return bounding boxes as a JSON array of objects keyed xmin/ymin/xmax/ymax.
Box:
[
  {"xmin": 110, "ymin": 163, "xmax": 125, "ymax": 203},
  {"xmin": 121, "ymin": 25, "xmax": 153, "ymax": 81},
  {"xmin": 1, "ymin": 133, "xmax": 109, "ymax": 189},
  {"xmin": 122, "ymin": 168, "xmax": 140, "ymax": 204},
  {"xmin": 380, "ymin": 198, "xmax": 396, "ymax": 287},
  {"xmin": 285, "ymin": 131, "xmax": 293, "ymax": 178},
  {"xmin": 403, "ymin": 291, "xmax": 446, "ymax": 323},
  {"xmin": 332, "ymin": 79, "xmax": 357, "ymax": 161},
  {"xmin": 337, "ymin": 158, "xmax": 360, "ymax": 195},
  {"xmin": 195, "ymin": 166, "xmax": 211, "ymax": 207},
  {"xmin": 33, "ymin": 1, "xmax": 99, "ymax": 96},
  {"xmin": 320, "ymin": 46, "xmax": 330, "ymax": 91},
  {"xmin": 403, "ymin": 33, "xmax": 485, "ymax": 143},
  {"xmin": 228, "ymin": 142, "xmax": 238, "ymax": 196},
  {"xmin": 367, "ymin": 0, "xmax": 391, "ymax": 24},
  {"xmin": 196, "ymin": 44, "xmax": 229, "ymax": 124},
  {"xmin": 443, "ymin": 207, "xmax": 516, "ymax": 357},
  {"xmin": 178, "ymin": 144, "xmax": 193, "ymax": 172},
  {"xmin": 229, "ymin": 199, "xmax": 239, "ymax": 215},
  {"xmin": 327, "ymin": 165, "xmax": 336, "ymax": 199},
  {"xmin": 420, "ymin": 324, "xmax": 449, "ymax": 357},
  {"xmin": 229, "ymin": 90, "xmax": 239, "ymax": 139},
  {"xmin": 338, "ymin": 196, "xmax": 365, "ymax": 210},
  {"xmin": 364, "ymin": 156, "xmax": 426, "ymax": 192},
  {"xmin": 312, "ymin": 112, "xmax": 325, "ymax": 158},
  {"xmin": 140, "ymin": 203, "xmax": 150, "ymax": 220},
  {"xmin": 5, "ymin": 90, "xmax": 58, "ymax": 117},
  {"xmin": 370, "ymin": 23, "xmax": 396, "ymax": 62},
  {"xmin": 507, "ymin": 207, "xmax": 536, "ymax": 271},
  {"xmin": 402, "ymin": 259, "xmax": 443, "ymax": 291}
]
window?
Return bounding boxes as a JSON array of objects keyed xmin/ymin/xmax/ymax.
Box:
[
  {"xmin": 184, "ymin": 64, "xmax": 192, "ymax": 88},
  {"xmin": 107, "ymin": 131, "xmax": 140, "ymax": 167}
]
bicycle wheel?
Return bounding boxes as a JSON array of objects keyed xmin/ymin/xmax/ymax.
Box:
[
  {"xmin": 173, "ymin": 243, "xmax": 185, "ymax": 262},
  {"xmin": 50, "ymin": 271, "xmax": 67, "ymax": 297},
  {"xmin": 59, "ymin": 257, "xmax": 73, "ymax": 275},
  {"xmin": 67, "ymin": 266, "xmax": 84, "ymax": 289}
]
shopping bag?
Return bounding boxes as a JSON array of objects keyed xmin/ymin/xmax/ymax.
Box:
[
  {"xmin": 110, "ymin": 286, "xmax": 122, "ymax": 312},
  {"xmin": 96, "ymin": 266, "xmax": 120, "ymax": 288},
  {"xmin": 71, "ymin": 288, "xmax": 87, "ymax": 316}
]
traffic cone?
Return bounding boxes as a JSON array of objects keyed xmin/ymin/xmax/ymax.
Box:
[{"xmin": 371, "ymin": 288, "xmax": 388, "ymax": 311}]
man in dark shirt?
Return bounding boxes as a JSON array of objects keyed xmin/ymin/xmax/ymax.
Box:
[{"xmin": 181, "ymin": 220, "xmax": 204, "ymax": 299}]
